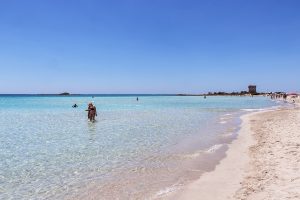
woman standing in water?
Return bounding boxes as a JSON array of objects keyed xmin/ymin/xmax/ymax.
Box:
[{"xmin": 86, "ymin": 103, "xmax": 97, "ymax": 122}]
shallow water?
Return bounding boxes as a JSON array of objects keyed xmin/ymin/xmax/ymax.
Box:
[{"xmin": 0, "ymin": 95, "xmax": 278, "ymax": 199}]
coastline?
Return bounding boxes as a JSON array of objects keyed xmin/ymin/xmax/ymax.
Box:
[{"xmin": 165, "ymin": 100, "xmax": 300, "ymax": 200}]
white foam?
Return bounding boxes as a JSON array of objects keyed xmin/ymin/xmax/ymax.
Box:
[
  {"xmin": 270, "ymin": 105, "xmax": 282, "ymax": 110},
  {"xmin": 182, "ymin": 144, "xmax": 225, "ymax": 159},
  {"xmin": 221, "ymin": 133, "xmax": 233, "ymax": 137},
  {"xmin": 153, "ymin": 183, "xmax": 182, "ymax": 199},
  {"xmin": 241, "ymin": 108, "xmax": 266, "ymax": 112},
  {"xmin": 155, "ymin": 186, "xmax": 177, "ymax": 197},
  {"xmin": 205, "ymin": 144, "xmax": 224, "ymax": 153},
  {"xmin": 181, "ymin": 152, "xmax": 201, "ymax": 159},
  {"xmin": 241, "ymin": 105, "xmax": 282, "ymax": 112},
  {"xmin": 220, "ymin": 114, "xmax": 233, "ymax": 123}
]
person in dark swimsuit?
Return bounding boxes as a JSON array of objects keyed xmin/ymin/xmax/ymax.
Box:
[
  {"xmin": 86, "ymin": 103, "xmax": 97, "ymax": 122},
  {"xmin": 90, "ymin": 105, "xmax": 97, "ymax": 121}
]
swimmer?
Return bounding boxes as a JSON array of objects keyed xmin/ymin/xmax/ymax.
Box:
[{"xmin": 72, "ymin": 104, "xmax": 78, "ymax": 108}]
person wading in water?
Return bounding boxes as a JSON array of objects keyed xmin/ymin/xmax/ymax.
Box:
[{"xmin": 86, "ymin": 103, "xmax": 97, "ymax": 122}]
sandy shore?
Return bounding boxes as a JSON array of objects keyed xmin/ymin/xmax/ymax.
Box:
[{"xmin": 167, "ymin": 100, "xmax": 300, "ymax": 200}]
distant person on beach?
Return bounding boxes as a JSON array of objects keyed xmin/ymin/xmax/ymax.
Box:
[
  {"xmin": 283, "ymin": 93, "xmax": 287, "ymax": 100},
  {"xmin": 136, "ymin": 97, "xmax": 139, "ymax": 101},
  {"xmin": 86, "ymin": 103, "xmax": 97, "ymax": 122}
]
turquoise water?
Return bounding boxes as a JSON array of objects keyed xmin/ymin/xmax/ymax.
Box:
[{"xmin": 0, "ymin": 95, "xmax": 278, "ymax": 199}]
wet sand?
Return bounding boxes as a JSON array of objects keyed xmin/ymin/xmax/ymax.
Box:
[{"xmin": 167, "ymin": 99, "xmax": 300, "ymax": 200}]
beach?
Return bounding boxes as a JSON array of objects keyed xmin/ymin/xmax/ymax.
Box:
[
  {"xmin": 1, "ymin": 0, "xmax": 300, "ymax": 199},
  {"xmin": 168, "ymin": 99, "xmax": 300, "ymax": 200}
]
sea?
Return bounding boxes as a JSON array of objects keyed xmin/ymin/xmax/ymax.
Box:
[{"xmin": 0, "ymin": 95, "xmax": 280, "ymax": 199}]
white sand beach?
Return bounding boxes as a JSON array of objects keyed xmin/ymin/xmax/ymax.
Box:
[{"xmin": 167, "ymin": 99, "xmax": 300, "ymax": 200}]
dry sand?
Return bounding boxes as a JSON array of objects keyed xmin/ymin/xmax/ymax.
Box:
[{"xmin": 168, "ymin": 100, "xmax": 300, "ymax": 200}]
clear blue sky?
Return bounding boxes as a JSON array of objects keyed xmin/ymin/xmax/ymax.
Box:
[{"xmin": 0, "ymin": 0, "xmax": 299, "ymax": 94}]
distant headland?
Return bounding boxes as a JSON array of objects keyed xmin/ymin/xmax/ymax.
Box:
[{"xmin": 58, "ymin": 92, "xmax": 70, "ymax": 96}]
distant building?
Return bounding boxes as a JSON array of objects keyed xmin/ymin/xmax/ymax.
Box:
[{"xmin": 248, "ymin": 85, "xmax": 257, "ymax": 94}]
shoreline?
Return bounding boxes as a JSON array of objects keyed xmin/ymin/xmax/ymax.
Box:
[
  {"xmin": 164, "ymin": 110, "xmax": 261, "ymax": 200},
  {"xmin": 165, "ymin": 100, "xmax": 300, "ymax": 200}
]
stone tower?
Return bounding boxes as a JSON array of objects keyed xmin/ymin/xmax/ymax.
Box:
[{"xmin": 248, "ymin": 85, "xmax": 257, "ymax": 94}]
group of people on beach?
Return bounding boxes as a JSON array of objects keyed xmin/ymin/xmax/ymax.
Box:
[
  {"xmin": 269, "ymin": 93, "xmax": 299, "ymax": 104},
  {"xmin": 270, "ymin": 93, "xmax": 287, "ymax": 100}
]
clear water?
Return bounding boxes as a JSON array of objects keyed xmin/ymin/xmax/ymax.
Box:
[{"xmin": 0, "ymin": 95, "xmax": 278, "ymax": 199}]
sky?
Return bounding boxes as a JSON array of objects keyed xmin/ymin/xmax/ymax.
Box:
[{"xmin": 0, "ymin": 0, "xmax": 300, "ymax": 94}]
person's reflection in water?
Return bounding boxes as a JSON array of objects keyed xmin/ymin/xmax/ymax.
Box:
[{"xmin": 87, "ymin": 121, "xmax": 96, "ymax": 143}]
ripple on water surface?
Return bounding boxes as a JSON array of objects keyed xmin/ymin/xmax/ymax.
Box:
[{"xmin": 0, "ymin": 95, "xmax": 278, "ymax": 199}]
